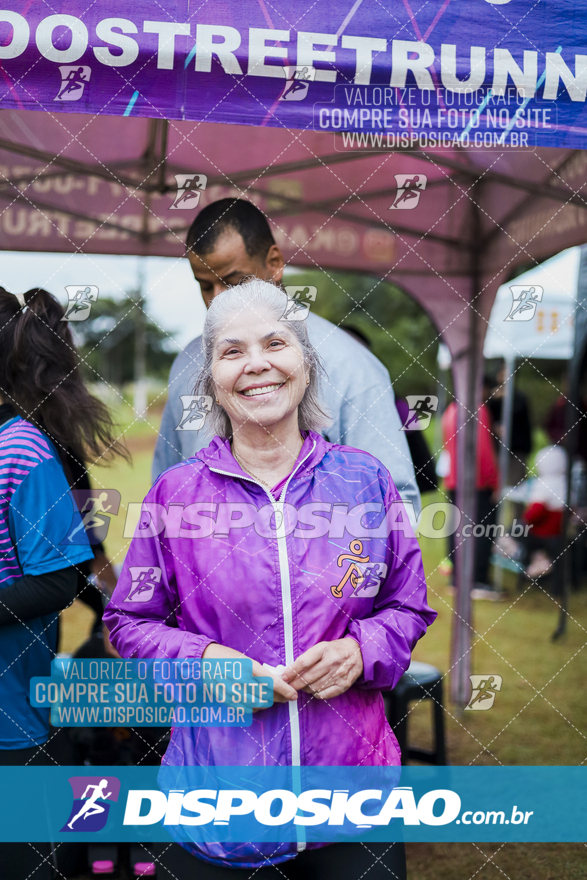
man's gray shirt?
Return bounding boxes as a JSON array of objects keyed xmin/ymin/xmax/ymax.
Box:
[{"xmin": 153, "ymin": 311, "xmax": 420, "ymax": 512}]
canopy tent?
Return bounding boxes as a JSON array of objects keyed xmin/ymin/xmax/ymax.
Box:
[
  {"xmin": 484, "ymin": 247, "xmax": 579, "ymax": 362},
  {"xmin": 3, "ymin": 1, "xmax": 587, "ymax": 704},
  {"xmin": 482, "ymin": 248, "xmax": 579, "ymax": 598}
]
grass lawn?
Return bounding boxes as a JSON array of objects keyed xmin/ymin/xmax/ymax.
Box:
[{"xmin": 60, "ymin": 407, "xmax": 587, "ymax": 878}]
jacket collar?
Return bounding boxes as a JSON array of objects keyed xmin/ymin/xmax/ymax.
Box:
[{"xmin": 196, "ymin": 430, "xmax": 330, "ymax": 483}]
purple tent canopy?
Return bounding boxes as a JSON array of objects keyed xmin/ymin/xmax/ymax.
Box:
[{"xmin": 2, "ymin": 0, "xmax": 587, "ymax": 703}]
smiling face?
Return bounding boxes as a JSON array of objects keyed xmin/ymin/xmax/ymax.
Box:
[{"xmin": 211, "ymin": 305, "xmax": 308, "ymax": 436}]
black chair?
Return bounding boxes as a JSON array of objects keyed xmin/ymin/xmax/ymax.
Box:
[{"xmin": 384, "ymin": 661, "xmax": 447, "ymax": 765}]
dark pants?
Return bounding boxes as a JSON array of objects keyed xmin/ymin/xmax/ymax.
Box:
[
  {"xmin": 448, "ymin": 489, "xmax": 496, "ymax": 586},
  {"xmin": 0, "ymin": 745, "xmax": 52, "ymax": 880},
  {"xmin": 155, "ymin": 841, "xmax": 407, "ymax": 880}
]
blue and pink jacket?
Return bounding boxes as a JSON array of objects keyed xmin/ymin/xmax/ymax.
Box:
[{"xmin": 104, "ymin": 431, "xmax": 436, "ymax": 867}]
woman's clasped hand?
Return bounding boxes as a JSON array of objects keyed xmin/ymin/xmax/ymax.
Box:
[
  {"xmin": 281, "ymin": 638, "xmax": 363, "ymax": 700},
  {"xmin": 202, "ymin": 637, "xmax": 364, "ymax": 703}
]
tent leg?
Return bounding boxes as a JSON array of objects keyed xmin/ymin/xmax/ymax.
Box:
[
  {"xmin": 495, "ymin": 354, "xmax": 516, "ymax": 591},
  {"xmin": 552, "ymin": 415, "xmax": 574, "ymax": 641},
  {"xmin": 450, "ymin": 289, "xmax": 481, "ymax": 706}
]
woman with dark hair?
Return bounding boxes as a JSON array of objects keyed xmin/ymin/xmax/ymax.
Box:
[{"xmin": 0, "ymin": 286, "xmax": 127, "ymax": 880}]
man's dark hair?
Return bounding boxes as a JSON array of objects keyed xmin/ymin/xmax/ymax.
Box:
[{"xmin": 186, "ymin": 198, "xmax": 276, "ymax": 261}]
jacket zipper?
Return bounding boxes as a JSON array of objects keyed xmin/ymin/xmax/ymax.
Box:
[{"xmin": 209, "ymin": 439, "xmax": 316, "ymax": 853}]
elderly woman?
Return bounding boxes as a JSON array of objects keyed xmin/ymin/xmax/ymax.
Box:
[{"xmin": 104, "ymin": 279, "xmax": 436, "ymax": 880}]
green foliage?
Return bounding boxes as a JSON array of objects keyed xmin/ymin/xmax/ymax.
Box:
[
  {"xmin": 284, "ymin": 268, "xmax": 440, "ymax": 397},
  {"xmin": 73, "ymin": 295, "xmax": 176, "ymax": 386}
]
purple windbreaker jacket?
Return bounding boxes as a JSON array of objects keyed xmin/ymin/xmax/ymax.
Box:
[{"xmin": 104, "ymin": 431, "xmax": 436, "ymax": 867}]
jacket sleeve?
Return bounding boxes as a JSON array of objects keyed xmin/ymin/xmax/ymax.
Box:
[
  {"xmin": 346, "ymin": 477, "xmax": 437, "ymax": 691},
  {"xmin": 102, "ymin": 488, "xmax": 215, "ymax": 661}
]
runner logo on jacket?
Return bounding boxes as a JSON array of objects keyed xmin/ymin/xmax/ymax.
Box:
[
  {"xmin": 331, "ymin": 540, "xmax": 388, "ymax": 599},
  {"xmin": 125, "ymin": 567, "xmax": 162, "ymax": 603}
]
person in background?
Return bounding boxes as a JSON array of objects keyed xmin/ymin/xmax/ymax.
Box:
[
  {"xmin": 546, "ymin": 385, "xmax": 587, "ymax": 463},
  {"xmin": 342, "ymin": 325, "xmax": 438, "ymax": 496},
  {"xmin": 0, "ymin": 287, "xmax": 126, "ymax": 880},
  {"xmin": 442, "ymin": 378, "xmax": 500, "ymax": 599},
  {"xmin": 152, "ymin": 198, "xmax": 420, "ymax": 513},
  {"xmin": 522, "ymin": 445, "xmax": 566, "ymax": 581},
  {"xmin": 486, "ymin": 365, "xmax": 532, "ymax": 489}
]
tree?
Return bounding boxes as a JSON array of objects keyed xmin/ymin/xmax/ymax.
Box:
[{"xmin": 73, "ymin": 296, "xmax": 176, "ymax": 388}]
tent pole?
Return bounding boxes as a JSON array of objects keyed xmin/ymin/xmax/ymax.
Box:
[
  {"xmin": 133, "ymin": 258, "xmax": 148, "ymax": 416},
  {"xmin": 450, "ymin": 200, "xmax": 482, "ymax": 707},
  {"xmin": 495, "ymin": 355, "xmax": 516, "ymax": 590},
  {"xmin": 552, "ymin": 355, "xmax": 580, "ymax": 640}
]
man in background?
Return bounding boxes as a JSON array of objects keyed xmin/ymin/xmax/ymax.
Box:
[{"xmin": 153, "ymin": 198, "xmax": 419, "ymax": 512}]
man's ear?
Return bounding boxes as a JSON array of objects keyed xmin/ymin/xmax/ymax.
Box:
[{"xmin": 265, "ymin": 244, "xmax": 285, "ymax": 284}]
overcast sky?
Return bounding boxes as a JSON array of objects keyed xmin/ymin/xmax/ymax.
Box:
[{"xmin": 0, "ymin": 251, "xmax": 207, "ymax": 350}]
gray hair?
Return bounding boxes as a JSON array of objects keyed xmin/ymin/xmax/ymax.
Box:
[{"xmin": 194, "ymin": 278, "xmax": 331, "ymax": 439}]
